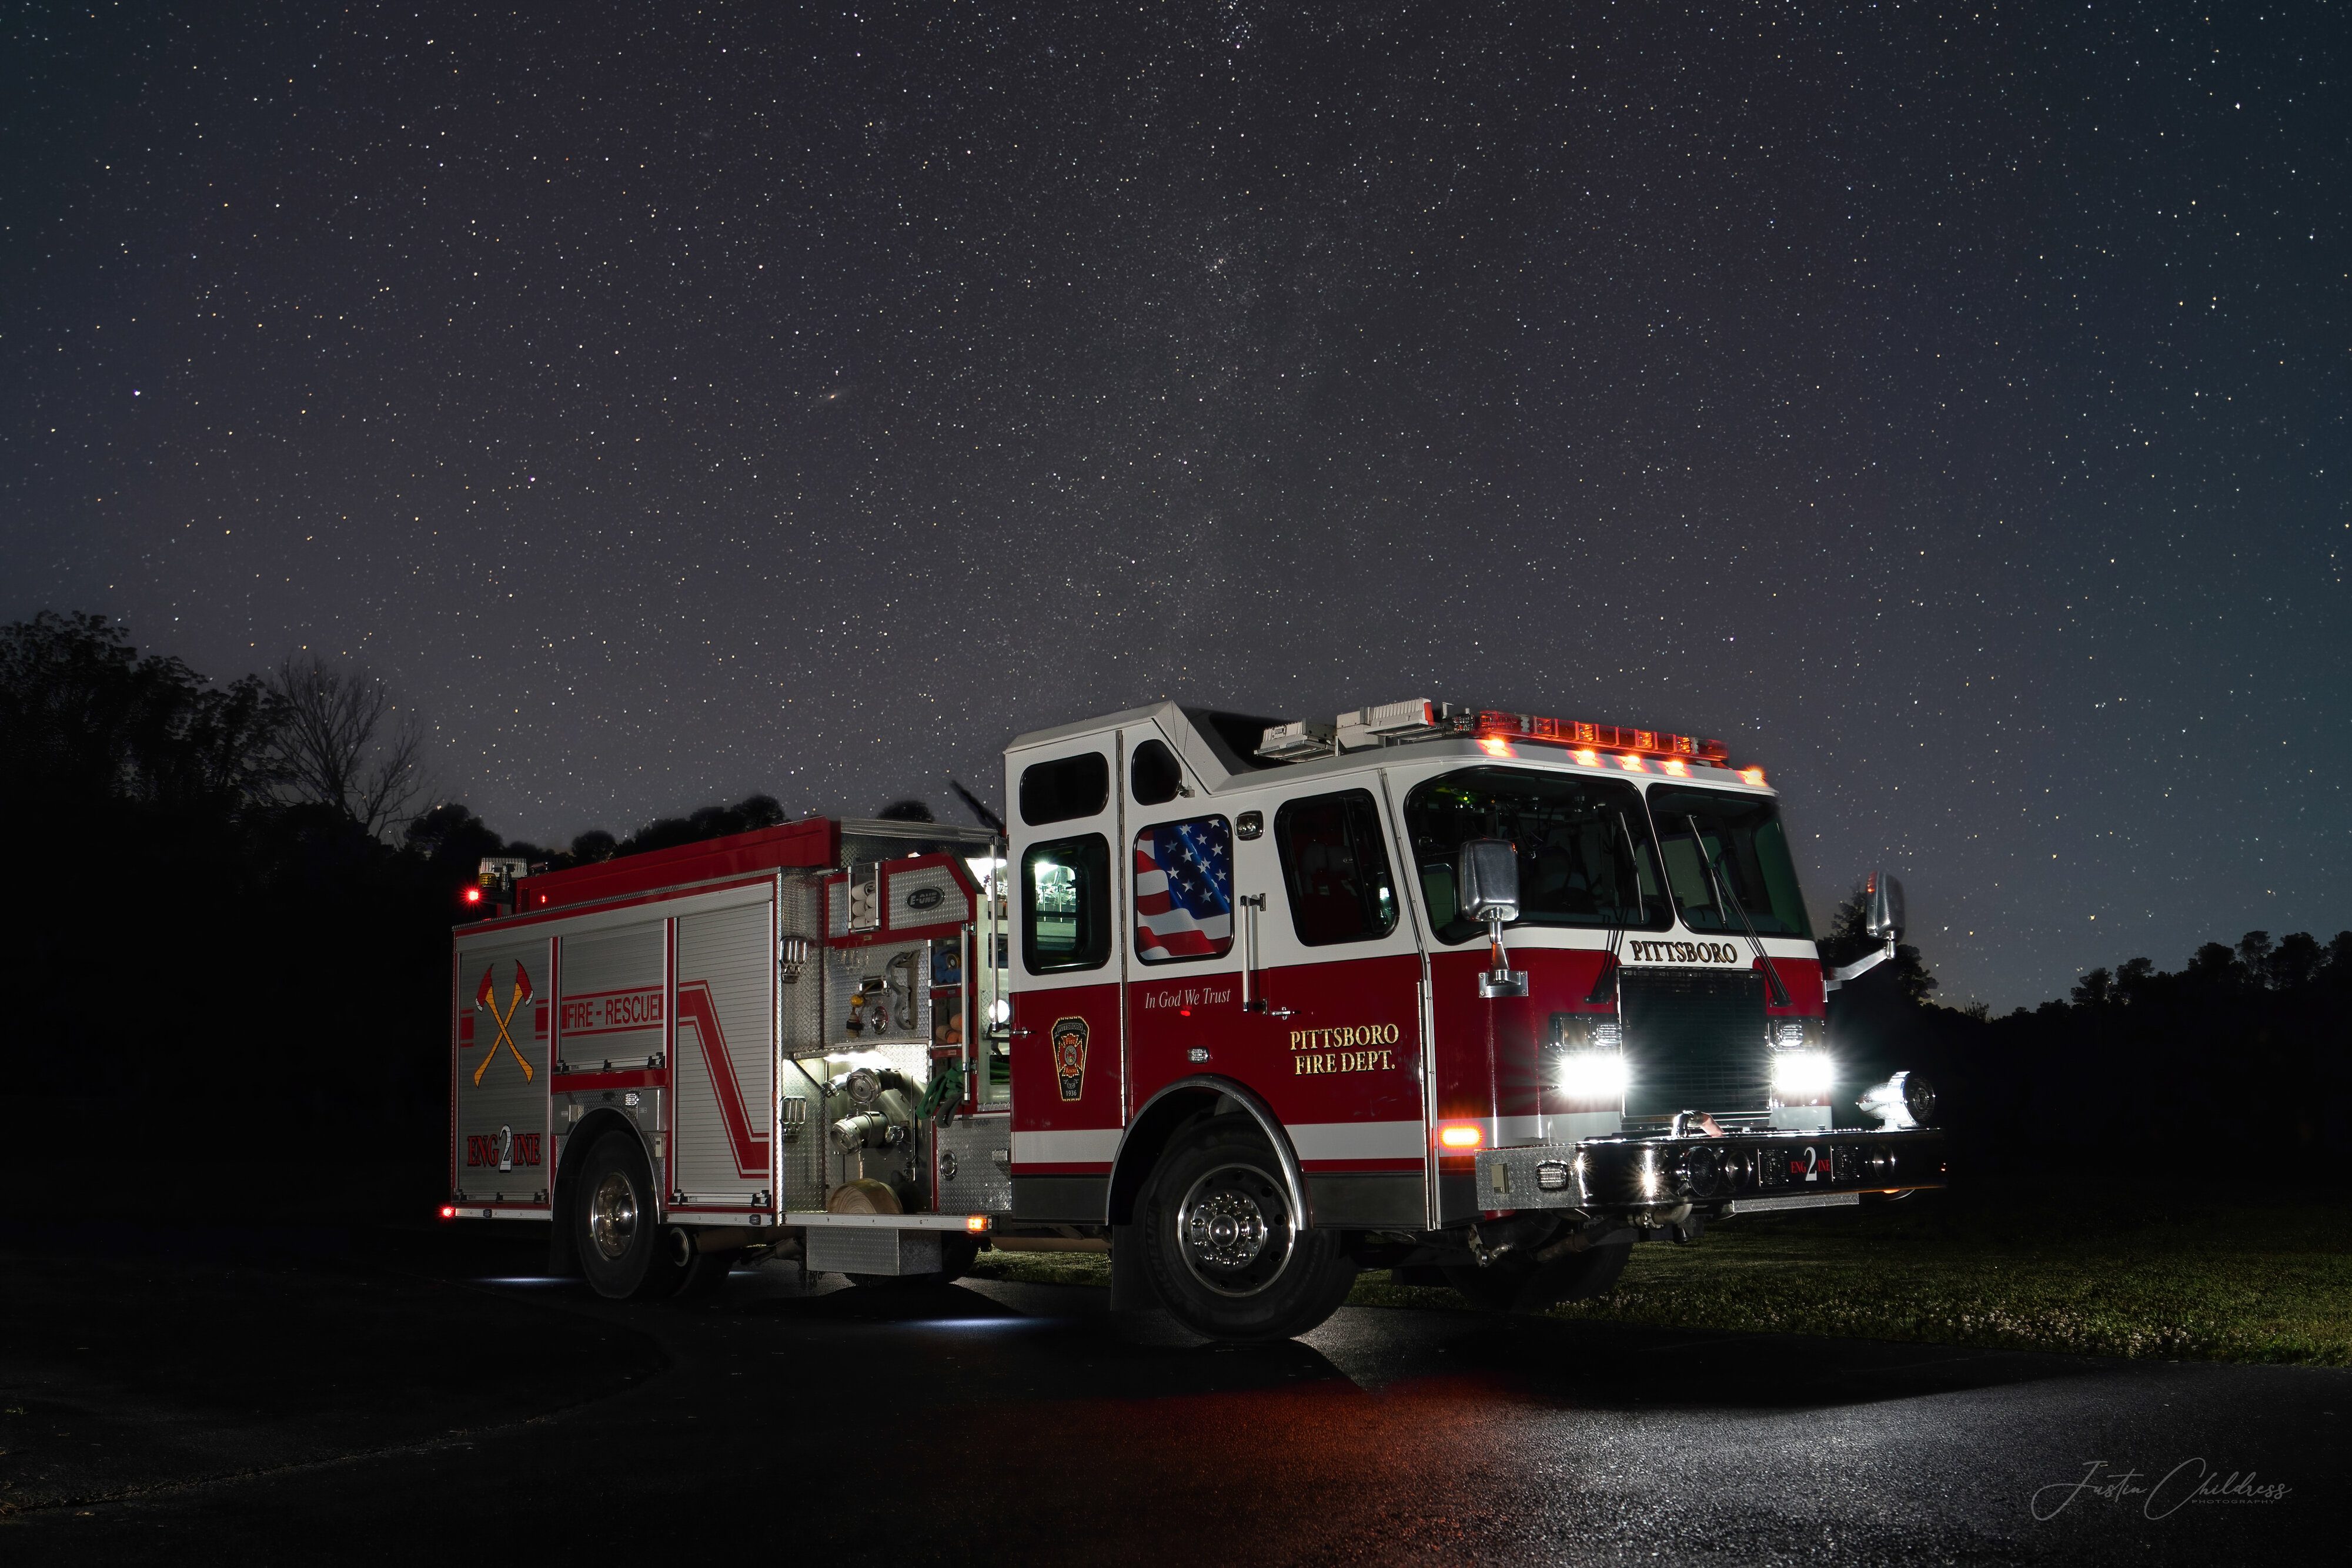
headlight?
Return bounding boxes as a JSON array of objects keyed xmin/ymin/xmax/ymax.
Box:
[
  {"xmin": 1556, "ymin": 1049, "xmax": 1629, "ymax": 1101},
  {"xmin": 1769, "ymin": 1049, "xmax": 1836, "ymax": 1102}
]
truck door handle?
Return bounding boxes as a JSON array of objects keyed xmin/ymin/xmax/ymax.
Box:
[{"xmin": 1238, "ymin": 895, "xmax": 1295, "ymax": 1018}]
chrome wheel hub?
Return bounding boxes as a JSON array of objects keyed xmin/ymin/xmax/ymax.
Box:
[
  {"xmin": 1175, "ymin": 1161, "xmax": 1295, "ymax": 1298},
  {"xmin": 1186, "ymin": 1190, "xmax": 1270, "ymax": 1271},
  {"xmin": 590, "ymin": 1169, "xmax": 639, "ymax": 1262}
]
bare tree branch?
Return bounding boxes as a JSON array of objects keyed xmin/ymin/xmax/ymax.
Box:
[{"xmin": 265, "ymin": 654, "xmax": 432, "ymax": 837}]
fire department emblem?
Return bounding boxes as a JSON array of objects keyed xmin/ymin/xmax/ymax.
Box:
[
  {"xmin": 472, "ymin": 961, "xmax": 536, "ymax": 1086},
  {"xmin": 1051, "ymin": 1016, "xmax": 1088, "ymax": 1102}
]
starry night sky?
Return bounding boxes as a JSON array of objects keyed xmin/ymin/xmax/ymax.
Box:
[{"xmin": 4, "ymin": 2, "xmax": 2346, "ymax": 1008}]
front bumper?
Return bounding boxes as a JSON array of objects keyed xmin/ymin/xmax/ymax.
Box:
[{"xmin": 1475, "ymin": 1127, "xmax": 1947, "ymax": 1215}]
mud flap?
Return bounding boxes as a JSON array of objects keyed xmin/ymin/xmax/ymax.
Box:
[
  {"xmin": 1108, "ymin": 1224, "xmax": 1162, "ymax": 1312},
  {"xmin": 546, "ymin": 1174, "xmax": 582, "ymax": 1279}
]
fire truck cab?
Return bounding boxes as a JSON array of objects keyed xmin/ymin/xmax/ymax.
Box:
[{"xmin": 449, "ymin": 698, "xmax": 1945, "ymax": 1342}]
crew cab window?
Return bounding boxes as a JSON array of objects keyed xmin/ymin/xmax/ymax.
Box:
[
  {"xmin": 1646, "ymin": 785, "xmax": 1813, "ymax": 938},
  {"xmin": 1131, "ymin": 817, "xmax": 1234, "ymax": 963},
  {"xmin": 1022, "ymin": 834, "xmax": 1111, "ymax": 972},
  {"xmin": 1274, "ymin": 790, "xmax": 1398, "ymax": 945},
  {"xmin": 1130, "ymin": 738, "xmax": 1184, "ymax": 805},
  {"xmin": 1019, "ymin": 753, "xmax": 1110, "ymax": 826},
  {"xmin": 1404, "ymin": 767, "xmax": 1671, "ymax": 945}
]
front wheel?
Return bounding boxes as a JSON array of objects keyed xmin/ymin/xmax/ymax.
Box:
[{"xmin": 1137, "ymin": 1119, "xmax": 1358, "ymax": 1343}]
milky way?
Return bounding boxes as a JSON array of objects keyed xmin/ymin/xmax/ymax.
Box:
[{"xmin": 4, "ymin": 2, "xmax": 2345, "ymax": 1007}]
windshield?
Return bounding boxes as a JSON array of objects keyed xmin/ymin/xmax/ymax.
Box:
[
  {"xmin": 1646, "ymin": 785, "xmax": 1812, "ymax": 938},
  {"xmin": 1403, "ymin": 767, "xmax": 1672, "ymax": 945}
]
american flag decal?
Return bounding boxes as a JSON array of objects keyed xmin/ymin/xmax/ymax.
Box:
[{"xmin": 1134, "ymin": 818, "xmax": 1235, "ymax": 960}]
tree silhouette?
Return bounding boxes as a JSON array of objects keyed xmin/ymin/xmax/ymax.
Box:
[{"xmin": 266, "ymin": 653, "xmax": 428, "ymax": 838}]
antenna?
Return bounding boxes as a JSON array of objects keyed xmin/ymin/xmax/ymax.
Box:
[{"xmin": 946, "ymin": 777, "xmax": 1005, "ymax": 837}]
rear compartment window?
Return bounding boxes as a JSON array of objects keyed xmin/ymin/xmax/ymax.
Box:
[
  {"xmin": 1019, "ymin": 752, "xmax": 1110, "ymax": 825},
  {"xmin": 1275, "ymin": 790, "xmax": 1399, "ymax": 945},
  {"xmin": 1021, "ymin": 834, "xmax": 1111, "ymax": 972},
  {"xmin": 1404, "ymin": 767, "xmax": 1672, "ymax": 944},
  {"xmin": 1132, "ymin": 816, "xmax": 1235, "ymax": 963}
]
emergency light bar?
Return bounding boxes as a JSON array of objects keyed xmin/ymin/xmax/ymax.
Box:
[
  {"xmin": 1255, "ymin": 697, "xmax": 1745, "ymax": 775},
  {"xmin": 1472, "ymin": 711, "xmax": 1728, "ymax": 763}
]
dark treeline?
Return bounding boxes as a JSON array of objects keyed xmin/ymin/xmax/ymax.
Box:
[
  {"xmin": 1826, "ymin": 911, "xmax": 2352, "ymax": 1180},
  {"xmin": 6, "ymin": 611, "xmax": 2345, "ymax": 1215},
  {"xmin": 0, "ymin": 613, "xmax": 831, "ymax": 1216}
]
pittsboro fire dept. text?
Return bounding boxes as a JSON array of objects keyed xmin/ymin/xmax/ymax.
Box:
[{"xmin": 1289, "ymin": 1022, "xmax": 1401, "ymax": 1075}]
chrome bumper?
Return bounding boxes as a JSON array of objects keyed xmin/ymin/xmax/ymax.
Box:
[{"xmin": 1475, "ymin": 1128, "xmax": 1948, "ymax": 1214}]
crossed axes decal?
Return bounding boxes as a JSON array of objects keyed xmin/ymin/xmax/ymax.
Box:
[{"xmin": 472, "ymin": 961, "xmax": 536, "ymax": 1086}]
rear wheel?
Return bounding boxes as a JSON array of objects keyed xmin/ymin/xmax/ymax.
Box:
[
  {"xmin": 1138, "ymin": 1119, "xmax": 1358, "ymax": 1343},
  {"xmin": 573, "ymin": 1135, "xmax": 680, "ymax": 1301},
  {"xmin": 1445, "ymin": 1241, "xmax": 1629, "ymax": 1313}
]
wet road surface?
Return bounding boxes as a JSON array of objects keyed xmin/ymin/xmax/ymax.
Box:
[{"xmin": 2, "ymin": 1226, "xmax": 2341, "ymax": 1564}]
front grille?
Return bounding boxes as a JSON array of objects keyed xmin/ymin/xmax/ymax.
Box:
[{"xmin": 1618, "ymin": 968, "xmax": 1769, "ymax": 1116}]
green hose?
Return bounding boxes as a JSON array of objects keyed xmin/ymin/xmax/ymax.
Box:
[{"xmin": 918, "ymin": 1059, "xmax": 966, "ymax": 1125}]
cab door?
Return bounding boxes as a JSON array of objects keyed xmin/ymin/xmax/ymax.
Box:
[
  {"xmin": 1004, "ymin": 733, "xmax": 1124, "ymax": 1219},
  {"xmin": 1121, "ymin": 722, "xmax": 1243, "ymax": 1115},
  {"xmin": 1237, "ymin": 783, "xmax": 1427, "ymax": 1225}
]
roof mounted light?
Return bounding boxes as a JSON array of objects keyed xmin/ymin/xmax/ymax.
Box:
[{"xmin": 1476, "ymin": 710, "xmax": 1727, "ymax": 764}]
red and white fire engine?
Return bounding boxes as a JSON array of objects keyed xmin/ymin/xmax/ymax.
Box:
[{"xmin": 447, "ymin": 699, "xmax": 1945, "ymax": 1340}]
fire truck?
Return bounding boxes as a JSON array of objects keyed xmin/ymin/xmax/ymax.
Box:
[{"xmin": 447, "ymin": 698, "xmax": 1945, "ymax": 1342}]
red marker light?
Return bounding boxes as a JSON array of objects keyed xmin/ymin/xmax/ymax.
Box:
[
  {"xmin": 438, "ymin": 1205, "xmax": 457, "ymax": 1221},
  {"xmin": 1438, "ymin": 1123, "xmax": 1484, "ymax": 1151},
  {"xmin": 463, "ymin": 887, "xmax": 483, "ymax": 905}
]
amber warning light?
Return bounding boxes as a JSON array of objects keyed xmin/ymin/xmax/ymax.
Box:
[{"xmin": 1438, "ymin": 1123, "xmax": 1484, "ymax": 1151}]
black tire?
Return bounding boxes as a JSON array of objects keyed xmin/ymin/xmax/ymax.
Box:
[
  {"xmin": 1444, "ymin": 1241, "xmax": 1629, "ymax": 1313},
  {"xmin": 1137, "ymin": 1119, "xmax": 1358, "ymax": 1343},
  {"xmin": 573, "ymin": 1134, "xmax": 681, "ymax": 1301}
]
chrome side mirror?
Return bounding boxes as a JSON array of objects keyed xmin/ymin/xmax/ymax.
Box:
[
  {"xmin": 1457, "ymin": 838, "xmax": 1528, "ymax": 999},
  {"xmin": 1865, "ymin": 872, "xmax": 1906, "ymax": 944},
  {"xmin": 1455, "ymin": 838, "xmax": 1521, "ymax": 922}
]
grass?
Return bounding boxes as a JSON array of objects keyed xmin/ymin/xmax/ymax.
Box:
[{"xmin": 968, "ymin": 1193, "xmax": 2352, "ymax": 1365}]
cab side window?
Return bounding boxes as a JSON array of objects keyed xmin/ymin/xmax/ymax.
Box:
[
  {"xmin": 1275, "ymin": 790, "xmax": 1399, "ymax": 945},
  {"xmin": 1022, "ymin": 835, "xmax": 1111, "ymax": 973},
  {"xmin": 1020, "ymin": 753, "xmax": 1110, "ymax": 826}
]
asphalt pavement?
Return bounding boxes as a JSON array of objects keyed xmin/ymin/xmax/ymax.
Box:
[{"xmin": 2, "ymin": 1223, "xmax": 2341, "ymax": 1565}]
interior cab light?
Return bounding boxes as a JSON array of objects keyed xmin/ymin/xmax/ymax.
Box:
[
  {"xmin": 1739, "ymin": 767, "xmax": 1768, "ymax": 787},
  {"xmin": 1437, "ymin": 1122, "xmax": 1484, "ymax": 1151}
]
